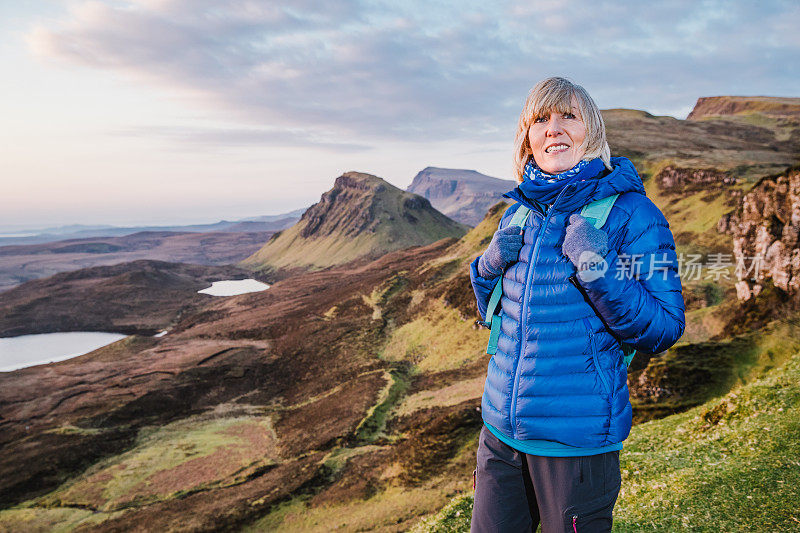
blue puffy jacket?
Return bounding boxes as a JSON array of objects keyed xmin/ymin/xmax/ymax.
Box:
[{"xmin": 470, "ymin": 157, "xmax": 685, "ymax": 448}]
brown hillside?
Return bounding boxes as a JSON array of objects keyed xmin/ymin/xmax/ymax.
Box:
[
  {"xmin": 0, "ymin": 230, "xmax": 273, "ymax": 292},
  {"xmin": 0, "ymin": 260, "xmax": 255, "ymax": 337}
]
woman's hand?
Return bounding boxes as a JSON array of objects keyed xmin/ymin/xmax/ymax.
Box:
[
  {"xmin": 477, "ymin": 225, "xmax": 524, "ymax": 278},
  {"xmin": 562, "ymin": 214, "xmax": 609, "ymax": 280}
]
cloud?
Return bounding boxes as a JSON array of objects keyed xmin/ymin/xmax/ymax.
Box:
[
  {"xmin": 113, "ymin": 125, "xmax": 371, "ymax": 151},
  {"xmin": 28, "ymin": 0, "xmax": 800, "ymax": 148}
]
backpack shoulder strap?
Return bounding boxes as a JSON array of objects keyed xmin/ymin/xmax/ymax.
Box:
[
  {"xmin": 579, "ymin": 193, "xmax": 638, "ymax": 366},
  {"xmin": 508, "ymin": 203, "xmax": 532, "ymax": 228},
  {"xmin": 485, "ymin": 203, "xmax": 530, "ymax": 355},
  {"xmin": 580, "ymin": 193, "xmax": 620, "ymax": 229}
]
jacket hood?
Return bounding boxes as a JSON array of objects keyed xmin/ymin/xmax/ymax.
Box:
[{"xmin": 503, "ymin": 156, "xmax": 646, "ymax": 213}]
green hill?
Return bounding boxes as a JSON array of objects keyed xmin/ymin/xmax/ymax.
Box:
[{"xmin": 241, "ymin": 172, "xmax": 468, "ymax": 275}]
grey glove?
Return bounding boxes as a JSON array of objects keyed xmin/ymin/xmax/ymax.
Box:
[
  {"xmin": 562, "ymin": 214, "xmax": 609, "ymax": 278},
  {"xmin": 477, "ymin": 225, "xmax": 524, "ymax": 278}
]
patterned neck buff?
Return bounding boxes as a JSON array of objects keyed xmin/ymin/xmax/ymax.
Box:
[{"xmin": 523, "ymin": 157, "xmax": 592, "ymax": 183}]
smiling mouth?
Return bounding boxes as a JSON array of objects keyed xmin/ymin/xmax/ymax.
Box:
[{"xmin": 545, "ymin": 143, "xmax": 570, "ymax": 154}]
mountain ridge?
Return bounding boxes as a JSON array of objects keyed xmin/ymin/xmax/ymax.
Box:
[
  {"xmin": 406, "ymin": 167, "xmax": 515, "ymax": 226},
  {"xmin": 242, "ymin": 171, "xmax": 468, "ymax": 275},
  {"xmin": 0, "ymin": 208, "xmax": 306, "ymax": 247}
]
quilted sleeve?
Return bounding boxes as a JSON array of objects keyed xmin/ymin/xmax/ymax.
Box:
[
  {"xmin": 469, "ymin": 203, "xmax": 519, "ymax": 321},
  {"xmin": 572, "ymin": 196, "xmax": 686, "ymax": 353}
]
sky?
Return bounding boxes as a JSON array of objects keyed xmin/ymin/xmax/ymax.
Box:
[{"xmin": 1, "ymin": 0, "xmax": 798, "ymax": 231}]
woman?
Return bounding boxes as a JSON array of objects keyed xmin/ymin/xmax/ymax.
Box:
[{"xmin": 469, "ymin": 77, "xmax": 685, "ymax": 532}]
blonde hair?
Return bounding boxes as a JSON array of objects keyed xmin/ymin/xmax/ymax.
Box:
[{"xmin": 512, "ymin": 77, "xmax": 611, "ymax": 183}]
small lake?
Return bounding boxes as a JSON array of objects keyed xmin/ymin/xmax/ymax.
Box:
[
  {"xmin": 0, "ymin": 332, "xmax": 128, "ymax": 372},
  {"xmin": 198, "ymin": 279, "xmax": 270, "ymax": 296}
]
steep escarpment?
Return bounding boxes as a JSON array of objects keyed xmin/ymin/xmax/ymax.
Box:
[
  {"xmin": 241, "ymin": 172, "xmax": 468, "ymax": 275},
  {"xmin": 718, "ymin": 165, "xmax": 800, "ymax": 302},
  {"xmin": 406, "ymin": 167, "xmax": 515, "ymax": 226},
  {"xmin": 602, "ymin": 106, "xmax": 799, "ymax": 181},
  {"xmin": 687, "ymin": 96, "xmax": 800, "ymax": 121}
]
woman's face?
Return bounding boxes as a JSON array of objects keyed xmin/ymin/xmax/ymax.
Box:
[{"xmin": 527, "ymin": 96, "xmax": 587, "ymax": 174}]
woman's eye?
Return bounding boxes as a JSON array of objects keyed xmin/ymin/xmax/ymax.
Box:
[
  {"xmin": 534, "ymin": 115, "xmax": 548, "ymax": 123},
  {"xmin": 563, "ymin": 112, "xmax": 576, "ymax": 119}
]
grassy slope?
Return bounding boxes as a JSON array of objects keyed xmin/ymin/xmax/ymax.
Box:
[
  {"xmin": 241, "ymin": 443, "xmax": 476, "ymax": 533},
  {"xmin": 0, "ymin": 409, "xmax": 281, "ymax": 530},
  {"xmin": 414, "ymin": 347, "xmax": 800, "ymax": 532}
]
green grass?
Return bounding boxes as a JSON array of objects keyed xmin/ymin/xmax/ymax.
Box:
[
  {"xmin": 353, "ymin": 367, "xmax": 411, "ymax": 444},
  {"xmin": 0, "ymin": 507, "xmax": 126, "ymax": 533},
  {"xmin": 243, "ymin": 430, "xmax": 481, "ymax": 532},
  {"xmin": 409, "ymin": 494, "xmax": 474, "ymax": 533},
  {"xmin": 395, "ymin": 375, "xmax": 484, "ymax": 419},
  {"xmin": 415, "ymin": 349, "xmax": 800, "ymax": 532},
  {"xmin": 378, "ymin": 297, "xmax": 487, "ymax": 373},
  {"xmin": 6, "ymin": 414, "xmax": 278, "ymax": 518}
]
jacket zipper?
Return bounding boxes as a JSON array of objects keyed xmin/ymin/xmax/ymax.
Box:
[
  {"xmin": 508, "ymin": 182, "xmax": 575, "ymax": 437},
  {"xmin": 583, "ymin": 316, "xmax": 611, "ymax": 396},
  {"xmin": 573, "ymin": 514, "xmax": 578, "ymax": 532},
  {"xmin": 503, "ymin": 191, "xmax": 546, "ymax": 219}
]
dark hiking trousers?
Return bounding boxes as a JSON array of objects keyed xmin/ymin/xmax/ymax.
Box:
[{"xmin": 471, "ymin": 425, "xmax": 622, "ymax": 533}]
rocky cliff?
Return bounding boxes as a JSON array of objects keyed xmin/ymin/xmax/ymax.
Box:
[
  {"xmin": 601, "ymin": 105, "xmax": 799, "ymax": 181},
  {"xmin": 406, "ymin": 167, "xmax": 515, "ymax": 226},
  {"xmin": 242, "ymin": 172, "xmax": 468, "ymax": 274},
  {"xmin": 687, "ymin": 96, "xmax": 800, "ymax": 121},
  {"xmin": 718, "ymin": 166, "xmax": 800, "ymax": 301},
  {"xmin": 656, "ymin": 165, "xmax": 740, "ymax": 192}
]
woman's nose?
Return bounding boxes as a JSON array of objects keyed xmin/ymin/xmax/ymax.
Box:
[{"xmin": 546, "ymin": 116, "xmax": 564, "ymax": 136}]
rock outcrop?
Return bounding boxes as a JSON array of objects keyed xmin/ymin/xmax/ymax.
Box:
[
  {"xmin": 718, "ymin": 166, "xmax": 800, "ymax": 300},
  {"xmin": 656, "ymin": 165, "xmax": 739, "ymax": 192},
  {"xmin": 406, "ymin": 167, "xmax": 516, "ymax": 226}
]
